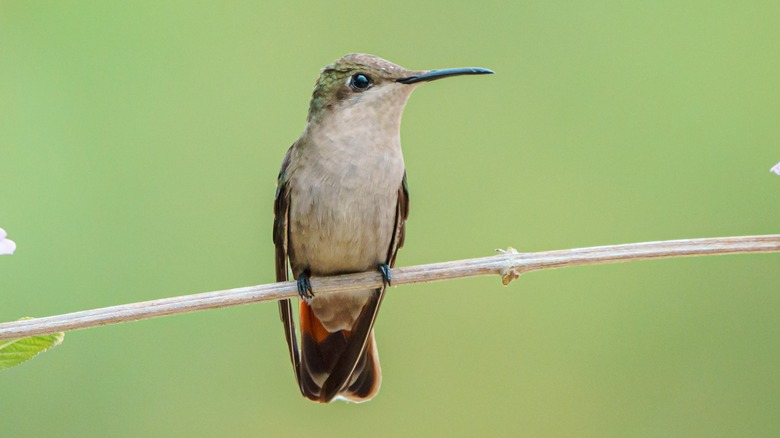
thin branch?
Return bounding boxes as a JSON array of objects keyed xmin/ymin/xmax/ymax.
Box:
[{"xmin": 0, "ymin": 235, "xmax": 777, "ymax": 341}]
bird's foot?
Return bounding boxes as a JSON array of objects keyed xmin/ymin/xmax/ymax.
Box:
[
  {"xmin": 297, "ymin": 270, "xmax": 314, "ymax": 301},
  {"xmin": 378, "ymin": 264, "xmax": 392, "ymax": 287}
]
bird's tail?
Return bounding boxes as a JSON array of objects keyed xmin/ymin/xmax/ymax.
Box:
[{"xmin": 298, "ymin": 300, "xmax": 382, "ymax": 403}]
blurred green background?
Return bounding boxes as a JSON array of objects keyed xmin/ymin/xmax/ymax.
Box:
[{"xmin": 1, "ymin": 1, "xmax": 779, "ymax": 436}]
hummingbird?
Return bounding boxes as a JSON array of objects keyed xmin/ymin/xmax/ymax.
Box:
[{"xmin": 273, "ymin": 54, "xmax": 493, "ymax": 403}]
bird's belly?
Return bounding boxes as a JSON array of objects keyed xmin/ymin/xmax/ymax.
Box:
[
  {"xmin": 288, "ymin": 183, "xmax": 398, "ymax": 332},
  {"xmin": 289, "ymin": 187, "xmax": 398, "ymax": 276},
  {"xmin": 285, "ymin": 140, "xmax": 404, "ymax": 332}
]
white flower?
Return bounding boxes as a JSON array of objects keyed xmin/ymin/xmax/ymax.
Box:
[
  {"xmin": 771, "ymin": 162, "xmax": 780, "ymax": 176},
  {"xmin": 0, "ymin": 228, "xmax": 16, "ymax": 255}
]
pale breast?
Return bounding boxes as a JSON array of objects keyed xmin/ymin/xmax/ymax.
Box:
[{"xmin": 287, "ymin": 141, "xmax": 405, "ymax": 276}]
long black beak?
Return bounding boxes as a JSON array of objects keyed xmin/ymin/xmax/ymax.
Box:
[{"xmin": 396, "ymin": 67, "xmax": 494, "ymax": 84}]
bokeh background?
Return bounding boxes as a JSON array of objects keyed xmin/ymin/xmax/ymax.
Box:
[{"xmin": 2, "ymin": 1, "xmax": 779, "ymax": 436}]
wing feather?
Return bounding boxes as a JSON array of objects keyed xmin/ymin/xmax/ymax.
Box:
[{"xmin": 273, "ymin": 146, "xmax": 302, "ymax": 392}]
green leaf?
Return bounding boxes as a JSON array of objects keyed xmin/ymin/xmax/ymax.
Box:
[{"xmin": 0, "ymin": 320, "xmax": 64, "ymax": 371}]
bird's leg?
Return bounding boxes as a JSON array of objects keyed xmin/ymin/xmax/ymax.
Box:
[
  {"xmin": 378, "ymin": 264, "xmax": 392, "ymax": 287},
  {"xmin": 297, "ymin": 269, "xmax": 314, "ymax": 301}
]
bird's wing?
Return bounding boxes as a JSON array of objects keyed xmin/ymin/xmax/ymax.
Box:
[
  {"xmin": 273, "ymin": 145, "xmax": 302, "ymax": 392},
  {"xmin": 388, "ymin": 171, "xmax": 410, "ymax": 267}
]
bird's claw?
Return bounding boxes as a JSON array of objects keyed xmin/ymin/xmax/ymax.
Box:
[
  {"xmin": 378, "ymin": 264, "xmax": 392, "ymax": 287},
  {"xmin": 297, "ymin": 271, "xmax": 314, "ymax": 302}
]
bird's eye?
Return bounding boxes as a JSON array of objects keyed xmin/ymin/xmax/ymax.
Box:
[{"xmin": 349, "ymin": 73, "xmax": 373, "ymax": 91}]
